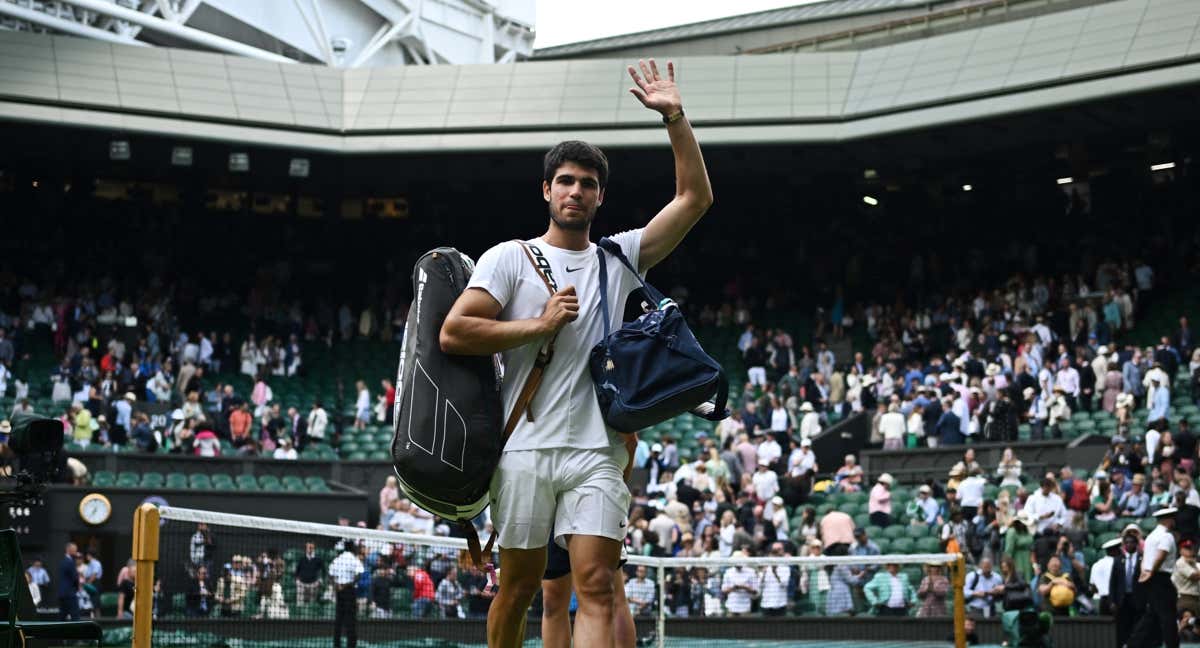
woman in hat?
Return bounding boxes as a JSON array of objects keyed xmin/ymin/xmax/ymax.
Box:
[
  {"xmin": 916, "ymin": 563, "xmax": 950, "ymax": 618},
  {"xmin": 1004, "ymin": 512, "xmax": 1037, "ymax": 584},
  {"xmin": 797, "ymin": 538, "xmax": 830, "ymax": 615},
  {"xmin": 1091, "ymin": 472, "xmax": 1116, "ymax": 522}
]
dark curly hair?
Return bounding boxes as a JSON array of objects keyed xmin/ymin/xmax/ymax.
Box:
[{"xmin": 543, "ymin": 140, "xmax": 609, "ymax": 188}]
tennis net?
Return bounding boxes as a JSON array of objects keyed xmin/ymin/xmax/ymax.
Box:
[{"xmin": 141, "ymin": 505, "xmax": 967, "ymax": 648}]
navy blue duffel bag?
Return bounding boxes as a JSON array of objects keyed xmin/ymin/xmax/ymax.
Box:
[{"xmin": 590, "ymin": 238, "xmax": 729, "ymax": 433}]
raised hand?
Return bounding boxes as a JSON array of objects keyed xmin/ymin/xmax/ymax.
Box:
[{"xmin": 628, "ymin": 58, "xmax": 682, "ymax": 117}]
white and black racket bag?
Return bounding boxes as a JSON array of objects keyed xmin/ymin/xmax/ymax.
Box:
[{"xmin": 391, "ymin": 244, "xmax": 556, "ymax": 563}]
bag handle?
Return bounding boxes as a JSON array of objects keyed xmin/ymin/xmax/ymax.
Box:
[
  {"xmin": 595, "ymin": 238, "xmax": 729, "ymax": 423},
  {"xmin": 465, "ymin": 240, "xmax": 558, "ymax": 569}
]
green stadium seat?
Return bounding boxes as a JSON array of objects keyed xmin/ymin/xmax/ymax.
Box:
[
  {"xmin": 258, "ymin": 475, "xmax": 281, "ymax": 487},
  {"xmin": 1140, "ymin": 517, "xmax": 1157, "ymax": 533},
  {"xmin": 906, "ymin": 525, "xmax": 931, "ymax": 539},
  {"xmin": 915, "ymin": 537, "xmax": 940, "ymax": 553},
  {"xmin": 140, "ymin": 473, "xmax": 164, "ymax": 487},
  {"xmin": 304, "ymin": 476, "xmax": 327, "ymax": 488},
  {"xmin": 369, "ymin": 450, "xmax": 390, "ymax": 461},
  {"xmin": 853, "ymin": 513, "xmax": 870, "ymax": 529},
  {"xmin": 93, "ymin": 471, "xmax": 115, "ymax": 487},
  {"xmin": 874, "ymin": 538, "xmax": 891, "ymax": 554},
  {"xmin": 1093, "ymin": 532, "xmax": 1119, "ymax": 549},
  {"xmin": 890, "ymin": 538, "xmax": 914, "ymax": 554},
  {"xmin": 883, "ymin": 526, "xmax": 906, "ymax": 540},
  {"xmin": 348, "ymin": 451, "xmax": 367, "ymax": 461},
  {"xmin": 100, "ymin": 592, "xmax": 119, "ymax": 616}
]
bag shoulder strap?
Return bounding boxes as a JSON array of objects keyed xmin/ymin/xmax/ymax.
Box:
[{"xmin": 466, "ymin": 240, "xmax": 556, "ymax": 569}]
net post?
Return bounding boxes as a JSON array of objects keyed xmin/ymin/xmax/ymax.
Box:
[
  {"xmin": 132, "ymin": 503, "xmax": 160, "ymax": 648},
  {"xmin": 951, "ymin": 553, "xmax": 966, "ymax": 648},
  {"xmin": 656, "ymin": 562, "xmax": 666, "ymax": 648}
]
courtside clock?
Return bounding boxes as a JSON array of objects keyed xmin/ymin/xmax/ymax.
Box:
[{"xmin": 79, "ymin": 493, "xmax": 112, "ymax": 526}]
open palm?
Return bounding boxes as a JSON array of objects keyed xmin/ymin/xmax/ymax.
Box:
[{"xmin": 628, "ymin": 58, "xmax": 682, "ymax": 116}]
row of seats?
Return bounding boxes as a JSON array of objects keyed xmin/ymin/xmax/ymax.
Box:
[{"xmin": 91, "ymin": 471, "xmax": 330, "ymax": 493}]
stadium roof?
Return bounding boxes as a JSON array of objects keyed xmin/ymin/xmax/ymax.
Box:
[
  {"xmin": 0, "ymin": 0, "xmax": 1196, "ymax": 153},
  {"xmin": 533, "ymin": 0, "xmax": 951, "ymax": 58}
]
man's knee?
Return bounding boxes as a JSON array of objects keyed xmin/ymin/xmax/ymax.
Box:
[{"xmin": 573, "ymin": 563, "xmax": 617, "ymax": 608}]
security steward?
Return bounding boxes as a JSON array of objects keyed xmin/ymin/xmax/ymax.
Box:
[
  {"xmin": 1125, "ymin": 507, "xmax": 1179, "ymax": 648},
  {"xmin": 1109, "ymin": 532, "xmax": 1144, "ymax": 648},
  {"xmin": 330, "ymin": 540, "xmax": 365, "ymax": 648}
]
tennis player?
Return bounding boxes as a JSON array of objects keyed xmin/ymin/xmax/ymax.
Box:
[{"xmin": 440, "ymin": 58, "xmax": 712, "ymax": 648}]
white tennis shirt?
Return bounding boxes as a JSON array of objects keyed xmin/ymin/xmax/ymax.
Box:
[{"xmin": 467, "ymin": 228, "xmax": 644, "ymax": 452}]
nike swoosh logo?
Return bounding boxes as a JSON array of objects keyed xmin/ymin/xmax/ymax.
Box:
[{"xmin": 566, "ymin": 266, "xmax": 583, "ymax": 273}]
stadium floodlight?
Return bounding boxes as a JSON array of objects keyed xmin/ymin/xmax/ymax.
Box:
[
  {"xmin": 1151, "ymin": 162, "xmax": 1176, "ymax": 172},
  {"xmin": 109, "ymin": 140, "xmax": 131, "ymax": 161},
  {"xmin": 1056, "ymin": 177, "xmax": 1073, "ymax": 185},
  {"xmin": 862, "ymin": 195, "xmax": 879, "ymax": 206},
  {"xmin": 962, "ymin": 184, "xmax": 973, "ymax": 192},
  {"xmin": 863, "ymin": 169, "xmax": 878, "ymax": 179},
  {"xmin": 289, "ymin": 158, "xmax": 311, "ymax": 178},
  {"xmin": 171, "ymin": 147, "xmax": 193, "ymax": 167},
  {"xmin": 228, "ymin": 152, "xmax": 250, "ymax": 172}
]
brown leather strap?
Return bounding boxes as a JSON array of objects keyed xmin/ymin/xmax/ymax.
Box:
[{"xmin": 502, "ymin": 240, "xmax": 558, "ymax": 438}]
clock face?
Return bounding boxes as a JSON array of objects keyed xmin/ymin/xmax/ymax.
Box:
[{"xmin": 80, "ymin": 495, "xmax": 111, "ymax": 525}]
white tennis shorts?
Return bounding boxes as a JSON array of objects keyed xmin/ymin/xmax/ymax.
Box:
[{"xmin": 489, "ymin": 444, "xmax": 630, "ymax": 550}]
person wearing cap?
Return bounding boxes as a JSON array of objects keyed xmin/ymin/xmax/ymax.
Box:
[
  {"xmin": 834, "ymin": 454, "xmax": 864, "ymax": 493},
  {"xmin": 910, "ymin": 485, "xmax": 940, "ymax": 528},
  {"xmin": 1119, "ymin": 473, "xmax": 1150, "ymax": 518},
  {"xmin": 1004, "ymin": 513, "xmax": 1037, "ymax": 584},
  {"xmin": 1174, "ymin": 540, "xmax": 1200, "ymax": 618},
  {"xmin": 868, "ymin": 473, "xmax": 894, "ymax": 528},
  {"xmin": 1127, "ymin": 507, "xmax": 1180, "ymax": 648},
  {"xmin": 1090, "ymin": 537, "xmax": 1123, "ymax": 614},
  {"xmin": 798, "ymin": 401, "xmax": 821, "ymax": 441},
  {"xmin": 329, "ymin": 541, "xmax": 364, "ymax": 647},
  {"xmin": 752, "ymin": 458, "xmax": 779, "ymax": 502},
  {"xmin": 644, "ymin": 443, "xmax": 666, "ymax": 486},
  {"xmin": 788, "ymin": 437, "xmax": 817, "ymax": 478},
  {"xmin": 756, "ymin": 431, "xmax": 782, "ymax": 473},
  {"xmin": 1148, "ymin": 374, "xmax": 1171, "ymax": 424}
]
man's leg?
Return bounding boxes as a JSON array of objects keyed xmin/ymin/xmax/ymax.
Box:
[
  {"xmin": 568, "ymin": 534, "xmax": 622, "ymax": 648},
  {"xmin": 612, "ymin": 569, "xmax": 636, "ymax": 648},
  {"xmin": 333, "ymin": 589, "xmax": 345, "ymax": 648},
  {"xmin": 541, "ymin": 574, "xmax": 573, "ymax": 648},
  {"xmin": 487, "ymin": 546, "xmax": 547, "ymax": 648}
]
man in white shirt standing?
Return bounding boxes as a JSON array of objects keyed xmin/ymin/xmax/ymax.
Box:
[
  {"xmin": 757, "ymin": 434, "xmax": 782, "ymax": 472},
  {"xmin": 759, "ymin": 542, "xmax": 791, "ymax": 616},
  {"xmin": 330, "ymin": 541, "xmax": 365, "ymax": 648},
  {"xmin": 1024, "ymin": 477, "xmax": 1066, "ymax": 535},
  {"xmin": 753, "ymin": 459, "xmax": 780, "ymax": 502},
  {"xmin": 306, "ymin": 401, "xmax": 328, "ymax": 446},
  {"xmin": 789, "ymin": 438, "xmax": 817, "ymax": 477},
  {"xmin": 1127, "ymin": 507, "xmax": 1179, "ymax": 648},
  {"xmin": 721, "ymin": 553, "xmax": 759, "ymax": 616},
  {"xmin": 879, "ymin": 403, "xmax": 906, "ymax": 450},
  {"xmin": 439, "ymin": 58, "xmax": 713, "ymax": 648},
  {"xmin": 1089, "ymin": 537, "xmax": 1120, "ymax": 615}
]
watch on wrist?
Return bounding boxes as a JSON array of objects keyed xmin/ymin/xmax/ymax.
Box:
[{"xmin": 662, "ymin": 109, "xmax": 685, "ymax": 125}]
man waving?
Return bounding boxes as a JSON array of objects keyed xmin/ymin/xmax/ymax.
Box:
[{"xmin": 439, "ymin": 58, "xmax": 712, "ymax": 648}]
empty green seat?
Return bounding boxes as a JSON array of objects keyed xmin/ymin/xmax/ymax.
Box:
[
  {"xmin": 93, "ymin": 471, "xmax": 115, "ymax": 486},
  {"xmin": 915, "ymin": 537, "xmax": 940, "ymax": 553},
  {"xmin": 883, "ymin": 526, "xmax": 907, "ymax": 540},
  {"xmin": 906, "ymin": 525, "xmax": 931, "ymax": 539},
  {"xmin": 890, "ymin": 538, "xmax": 914, "ymax": 553}
]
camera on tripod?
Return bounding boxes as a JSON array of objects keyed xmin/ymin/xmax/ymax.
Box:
[{"xmin": 0, "ymin": 411, "xmax": 66, "ymax": 504}]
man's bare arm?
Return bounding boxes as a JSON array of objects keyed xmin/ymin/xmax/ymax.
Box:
[
  {"xmin": 627, "ymin": 59, "xmax": 714, "ymax": 272},
  {"xmin": 439, "ymin": 286, "xmax": 577, "ymax": 356}
]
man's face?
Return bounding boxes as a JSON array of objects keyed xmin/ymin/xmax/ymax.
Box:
[
  {"xmin": 886, "ymin": 564, "xmax": 899, "ymax": 575},
  {"xmin": 636, "ymin": 565, "xmax": 647, "ymax": 579},
  {"xmin": 197, "ymin": 567, "xmax": 207, "ymax": 579},
  {"xmin": 544, "ymin": 161, "xmax": 603, "ymax": 232},
  {"xmin": 306, "ymin": 542, "xmax": 315, "ymax": 554},
  {"xmin": 979, "ymin": 558, "xmax": 992, "ymax": 574},
  {"xmin": 1123, "ymin": 535, "xmax": 1139, "ymax": 553}
]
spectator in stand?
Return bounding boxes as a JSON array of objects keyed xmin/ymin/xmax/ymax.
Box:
[
  {"xmin": 879, "ymin": 403, "xmax": 905, "ymax": 450},
  {"xmin": 1037, "ymin": 556, "xmax": 1075, "ymax": 616},
  {"xmin": 379, "ymin": 379, "xmax": 396, "ymax": 426},
  {"xmin": 868, "ymin": 473, "xmax": 894, "ymax": 527},
  {"xmin": 916, "ymin": 563, "xmax": 950, "ymax": 618},
  {"xmin": 306, "ymin": 401, "xmax": 328, "ymax": 447},
  {"xmin": 57, "ymin": 542, "xmax": 79, "ymax": 621},
  {"xmin": 186, "ymin": 565, "xmax": 213, "ymax": 617},
  {"xmin": 272, "ymin": 437, "xmax": 297, "ymax": 460},
  {"xmin": 1025, "ymin": 478, "xmax": 1066, "ymax": 535},
  {"xmin": 229, "ymin": 403, "xmax": 252, "ymax": 448},
  {"xmin": 996, "ymin": 447, "xmax": 1023, "ymax": 488},
  {"xmin": 1119, "ymin": 474, "xmax": 1151, "ymax": 517},
  {"xmin": 330, "ymin": 541, "xmax": 364, "ymax": 648},
  {"xmin": 721, "ymin": 553, "xmax": 759, "ymax": 617},
  {"xmin": 834, "ymin": 454, "xmax": 864, "ymax": 493},
  {"xmin": 435, "ymin": 566, "xmax": 464, "ymax": 618},
  {"xmin": 909, "ymin": 485, "xmax": 940, "ymax": 528},
  {"xmin": 864, "ymin": 563, "xmax": 916, "ymax": 617},
  {"xmin": 295, "ymin": 542, "xmax": 324, "ymax": 605},
  {"xmin": 1005, "ymin": 513, "xmax": 1037, "ymax": 584},
  {"xmin": 625, "ymin": 564, "xmax": 656, "ymax": 616},
  {"xmin": 354, "ymin": 380, "xmax": 370, "ymax": 431},
  {"xmin": 408, "ymin": 564, "xmax": 435, "ymax": 618}
]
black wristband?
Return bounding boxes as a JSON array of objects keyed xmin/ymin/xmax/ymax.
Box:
[{"xmin": 663, "ymin": 109, "xmax": 685, "ymax": 125}]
